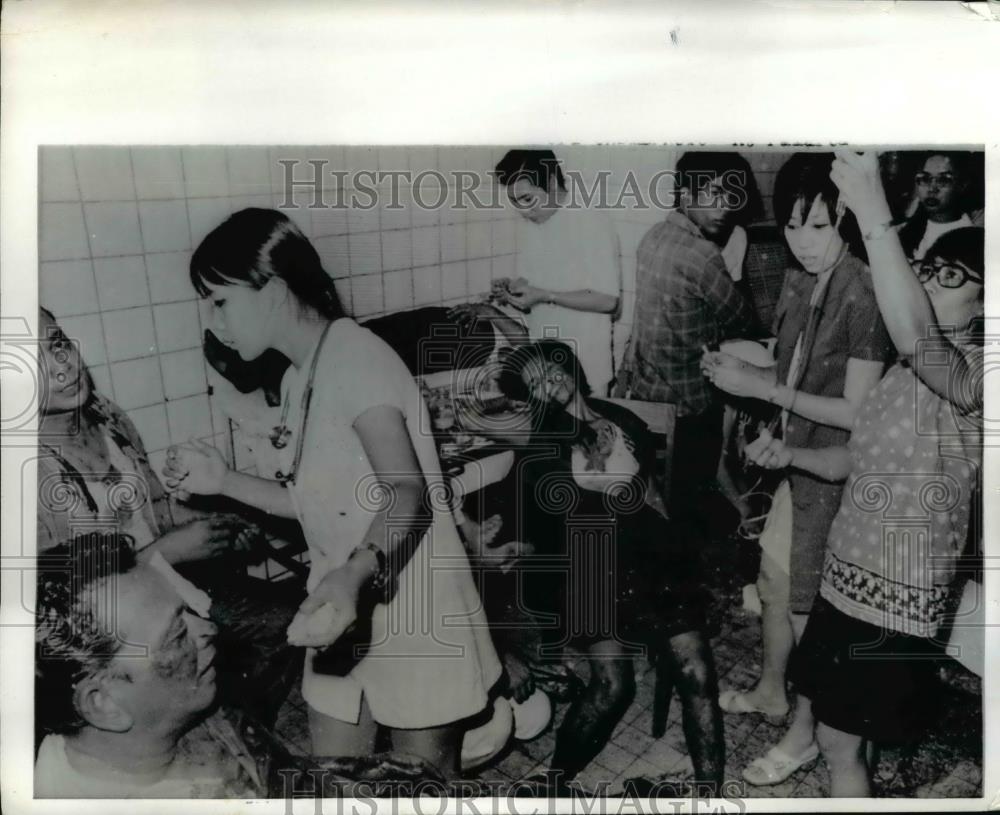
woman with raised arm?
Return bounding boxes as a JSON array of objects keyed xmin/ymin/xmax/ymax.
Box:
[
  {"xmin": 700, "ymin": 153, "xmax": 892, "ymax": 786},
  {"xmin": 745, "ymin": 152, "xmax": 983, "ymax": 796},
  {"xmin": 162, "ymin": 209, "xmax": 500, "ymax": 779}
]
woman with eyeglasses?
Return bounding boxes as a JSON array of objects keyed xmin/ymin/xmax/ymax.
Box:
[
  {"xmin": 700, "ymin": 153, "xmax": 892, "ymax": 786},
  {"xmin": 161, "ymin": 209, "xmax": 500, "ymax": 779},
  {"xmin": 746, "ymin": 152, "xmax": 983, "ymax": 796}
]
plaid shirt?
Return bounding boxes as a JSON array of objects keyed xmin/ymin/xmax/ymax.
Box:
[{"xmin": 621, "ymin": 210, "xmax": 758, "ymax": 415}]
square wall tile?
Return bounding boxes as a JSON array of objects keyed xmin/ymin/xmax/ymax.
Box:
[
  {"xmin": 342, "ymin": 145, "xmax": 379, "ymax": 176},
  {"xmin": 153, "ymin": 301, "xmax": 202, "ymax": 353},
  {"xmin": 346, "ymin": 204, "xmax": 380, "ymax": 234},
  {"xmin": 40, "ymin": 148, "xmax": 79, "ymax": 202},
  {"xmin": 187, "ymin": 197, "xmax": 233, "ymax": 246},
  {"xmin": 413, "ymin": 265, "xmax": 442, "ymax": 306},
  {"xmin": 411, "ymin": 226, "xmax": 440, "ymax": 268},
  {"xmin": 348, "ymin": 232, "xmax": 381, "ymax": 276},
  {"xmin": 40, "ymin": 203, "xmax": 89, "ymax": 261},
  {"xmin": 74, "ymin": 147, "xmax": 135, "ymax": 201},
  {"xmin": 467, "ymin": 222, "xmax": 492, "ymax": 259},
  {"xmin": 139, "ymin": 200, "xmax": 191, "ymax": 253},
  {"xmin": 383, "ymin": 269, "xmax": 413, "ymax": 313},
  {"xmin": 333, "ymin": 278, "xmax": 352, "ymax": 312},
  {"xmin": 103, "ymin": 306, "xmax": 157, "ymax": 361},
  {"xmin": 493, "ymin": 254, "xmax": 516, "ymax": 280},
  {"xmin": 226, "ymin": 147, "xmax": 271, "ymax": 195},
  {"xmin": 441, "ymin": 224, "xmax": 466, "ymax": 263},
  {"xmin": 146, "ymin": 251, "xmax": 195, "ymax": 303},
  {"xmin": 88, "ymin": 364, "xmax": 113, "ymax": 399},
  {"xmin": 182, "ymin": 147, "xmax": 230, "ymax": 198},
  {"xmin": 131, "ymin": 148, "xmax": 186, "ymax": 199},
  {"xmin": 381, "ymin": 229, "xmax": 411, "ymax": 272},
  {"xmin": 56, "ymin": 313, "xmax": 106, "ymax": 367},
  {"xmin": 467, "ymin": 259, "xmax": 492, "ymax": 297},
  {"xmin": 380, "ymin": 187, "xmax": 412, "ymax": 231},
  {"xmin": 110, "ymin": 356, "xmax": 164, "ymax": 410},
  {"xmin": 167, "ymin": 394, "xmax": 214, "ymax": 443},
  {"xmin": 127, "ymin": 404, "xmax": 170, "ymax": 452},
  {"xmin": 161, "ymin": 348, "xmax": 208, "ymax": 400},
  {"xmin": 313, "ymin": 236, "xmax": 351, "ymax": 279},
  {"xmin": 312, "ymin": 205, "xmax": 349, "ymax": 238},
  {"xmin": 350, "ymin": 274, "xmax": 384, "ymax": 317},
  {"xmin": 492, "ymin": 219, "xmax": 516, "ymax": 255},
  {"xmin": 410, "ymin": 186, "xmax": 441, "ymax": 228},
  {"xmin": 84, "ymin": 201, "xmax": 143, "ymax": 257},
  {"xmin": 39, "ymin": 259, "xmax": 99, "ymax": 316},
  {"xmin": 94, "ymin": 256, "xmax": 150, "ymax": 310},
  {"xmin": 442, "ymin": 261, "xmax": 467, "ymax": 300}
]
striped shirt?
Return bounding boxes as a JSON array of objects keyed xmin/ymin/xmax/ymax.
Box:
[{"xmin": 622, "ymin": 210, "xmax": 758, "ymax": 415}]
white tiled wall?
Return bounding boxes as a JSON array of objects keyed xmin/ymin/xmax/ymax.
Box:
[
  {"xmin": 39, "ymin": 146, "xmax": 524, "ymax": 471},
  {"xmin": 40, "ymin": 146, "xmax": 697, "ymax": 473}
]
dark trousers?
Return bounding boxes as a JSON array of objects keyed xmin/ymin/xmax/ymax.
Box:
[{"xmin": 668, "ymin": 402, "xmax": 725, "ymax": 546}]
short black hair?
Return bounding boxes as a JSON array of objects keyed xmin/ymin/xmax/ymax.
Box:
[
  {"xmin": 191, "ymin": 208, "xmax": 346, "ymax": 321},
  {"xmin": 774, "ymin": 152, "xmax": 864, "ymax": 261},
  {"xmin": 36, "ymin": 533, "xmax": 136, "ymax": 735},
  {"xmin": 925, "ymin": 226, "xmax": 985, "ymax": 283},
  {"xmin": 494, "ymin": 150, "xmax": 566, "ymax": 192},
  {"xmin": 675, "ymin": 151, "xmax": 762, "ymax": 223}
]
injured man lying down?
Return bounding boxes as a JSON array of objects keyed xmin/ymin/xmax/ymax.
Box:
[{"xmin": 34, "ymin": 533, "xmax": 443, "ymax": 798}]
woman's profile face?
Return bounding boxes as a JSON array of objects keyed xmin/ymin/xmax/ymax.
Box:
[
  {"xmin": 38, "ymin": 309, "xmax": 91, "ymax": 416},
  {"xmin": 521, "ymin": 359, "xmax": 576, "ymax": 407},
  {"xmin": 202, "ymin": 280, "xmax": 271, "ymax": 361},
  {"xmin": 783, "ymin": 194, "xmax": 846, "ymax": 275}
]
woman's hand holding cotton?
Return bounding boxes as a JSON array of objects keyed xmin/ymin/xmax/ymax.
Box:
[
  {"xmin": 163, "ymin": 439, "xmax": 229, "ymax": 496},
  {"xmin": 287, "ymin": 565, "xmax": 363, "ymax": 648}
]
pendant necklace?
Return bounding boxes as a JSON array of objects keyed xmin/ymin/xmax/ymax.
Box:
[{"xmin": 272, "ymin": 320, "xmax": 334, "ymax": 485}]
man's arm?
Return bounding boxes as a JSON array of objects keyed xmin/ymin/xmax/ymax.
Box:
[{"xmin": 700, "ymin": 254, "xmax": 759, "ymax": 340}]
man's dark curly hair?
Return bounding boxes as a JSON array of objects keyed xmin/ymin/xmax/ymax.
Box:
[{"xmin": 35, "ymin": 533, "xmax": 136, "ymax": 735}]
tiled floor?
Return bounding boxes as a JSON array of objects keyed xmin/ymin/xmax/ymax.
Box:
[
  {"xmin": 274, "ymin": 601, "xmax": 982, "ymax": 799},
  {"xmin": 272, "ymin": 513, "xmax": 982, "ymax": 800}
]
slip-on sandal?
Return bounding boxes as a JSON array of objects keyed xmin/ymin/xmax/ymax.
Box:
[
  {"xmin": 742, "ymin": 743, "xmax": 820, "ymax": 786},
  {"xmin": 718, "ymin": 689, "xmax": 789, "ymax": 725}
]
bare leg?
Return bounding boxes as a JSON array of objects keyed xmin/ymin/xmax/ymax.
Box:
[
  {"xmin": 308, "ymin": 697, "xmax": 378, "ymax": 757},
  {"xmin": 663, "ymin": 630, "xmax": 725, "ymax": 787},
  {"xmin": 817, "ymin": 722, "xmax": 871, "ymax": 797},
  {"xmin": 391, "ymin": 723, "xmax": 464, "ymax": 781},
  {"xmin": 768, "ymin": 613, "xmax": 815, "ymax": 757},
  {"xmin": 738, "ymin": 552, "xmax": 792, "ymax": 716},
  {"xmin": 549, "ymin": 639, "xmax": 635, "ymax": 782}
]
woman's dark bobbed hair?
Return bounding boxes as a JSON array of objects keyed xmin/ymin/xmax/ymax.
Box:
[
  {"xmin": 774, "ymin": 153, "xmax": 865, "ymax": 261},
  {"xmin": 190, "ymin": 208, "xmax": 345, "ymax": 319}
]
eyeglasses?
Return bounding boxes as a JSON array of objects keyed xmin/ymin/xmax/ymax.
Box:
[
  {"xmin": 914, "ymin": 260, "xmax": 983, "ymax": 289},
  {"xmin": 914, "ymin": 173, "xmax": 956, "ymax": 188}
]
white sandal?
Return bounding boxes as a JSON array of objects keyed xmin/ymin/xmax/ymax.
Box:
[{"xmin": 742, "ymin": 743, "xmax": 820, "ymax": 786}]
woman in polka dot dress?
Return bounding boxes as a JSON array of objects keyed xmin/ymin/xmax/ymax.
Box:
[{"xmin": 747, "ymin": 152, "xmax": 984, "ymax": 796}]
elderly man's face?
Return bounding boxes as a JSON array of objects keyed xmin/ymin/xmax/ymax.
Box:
[{"xmin": 102, "ymin": 565, "xmax": 218, "ymax": 734}]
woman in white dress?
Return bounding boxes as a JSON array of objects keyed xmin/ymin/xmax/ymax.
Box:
[{"xmin": 163, "ymin": 209, "xmax": 501, "ymax": 778}]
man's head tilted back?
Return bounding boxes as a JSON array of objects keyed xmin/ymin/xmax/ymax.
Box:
[{"xmin": 36, "ymin": 534, "xmax": 219, "ymax": 742}]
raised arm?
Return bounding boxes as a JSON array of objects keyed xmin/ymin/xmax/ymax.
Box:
[{"xmin": 831, "ymin": 151, "xmax": 981, "ymax": 413}]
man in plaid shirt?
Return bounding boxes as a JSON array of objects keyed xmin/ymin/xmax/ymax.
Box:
[{"xmin": 618, "ymin": 152, "xmax": 760, "ymax": 520}]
